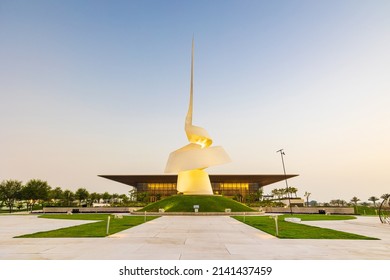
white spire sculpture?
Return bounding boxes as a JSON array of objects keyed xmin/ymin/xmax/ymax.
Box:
[{"xmin": 164, "ymin": 40, "xmax": 231, "ymax": 195}]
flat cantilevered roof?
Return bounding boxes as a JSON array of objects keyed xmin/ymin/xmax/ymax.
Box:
[{"xmin": 99, "ymin": 174, "xmax": 298, "ymax": 187}]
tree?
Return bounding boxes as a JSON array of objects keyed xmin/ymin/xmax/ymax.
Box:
[
  {"xmin": 304, "ymin": 192, "xmax": 311, "ymax": 207},
  {"xmin": 50, "ymin": 187, "xmax": 64, "ymax": 204},
  {"xmin": 62, "ymin": 189, "xmax": 75, "ymax": 206},
  {"xmin": 95, "ymin": 192, "xmax": 102, "ymax": 203},
  {"xmin": 289, "ymin": 187, "xmax": 298, "ymax": 197},
  {"xmin": 271, "ymin": 189, "xmax": 278, "ymax": 199},
  {"xmin": 329, "ymin": 199, "xmax": 337, "ymax": 206},
  {"xmin": 381, "ymin": 194, "xmax": 390, "ymax": 200},
  {"xmin": 129, "ymin": 189, "xmax": 137, "ymax": 201},
  {"xmin": 0, "ymin": 180, "xmax": 23, "ymax": 213},
  {"xmin": 309, "ymin": 200, "xmax": 318, "ymax": 207},
  {"xmin": 279, "ymin": 188, "xmax": 287, "ymax": 198},
  {"xmin": 75, "ymin": 188, "xmax": 89, "ymax": 206},
  {"xmin": 246, "ymin": 189, "xmax": 263, "ymax": 203},
  {"xmin": 22, "ymin": 179, "xmax": 51, "ymax": 211},
  {"xmin": 102, "ymin": 192, "xmax": 112, "ymax": 203},
  {"xmin": 111, "ymin": 193, "xmax": 119, "ymax": 204},
  {"xmin": 89, "ymin": 192, "xmax": 101, "ymax": 206},
  {"xmin": 258, "ymin": 187, "xmax": 264, "ymax": 201},
  {"xmin": 136, "ymin": 192, "xmax": 150, "ymax": 202},
  {"xmin": 119, "ymin": 194, "xmax": 130, "ymax": 205},
  {"xmin": 246, "ymin": 192, "xmax": 258, "ymax": 203},
  {"xmin": 368, "ymin": 196, "xmax": 380, "ymax": 207},
  {"xmin": 233, "ymin": 193, "xmax": 243, "ymax": 202},
  {"xmin": 271, "ymin": 189, "xmax": 282, "ymax": 201},
  {"xmin": 330, "ymin": 199, "xmax": 344, "ymax": 206},
  {"xmin": 350, "ymin": 196, "xmax": 360, "ymax": 206}
]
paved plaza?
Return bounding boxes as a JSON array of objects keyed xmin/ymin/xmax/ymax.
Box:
[{"xmin": 0, "ymin": 214, "xmax": 389, "ymax": 260}]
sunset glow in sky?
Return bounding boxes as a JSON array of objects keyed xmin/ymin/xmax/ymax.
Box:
[{"xmin": 1, "ymin": 0, "xmax": 389, "ymax": 202}]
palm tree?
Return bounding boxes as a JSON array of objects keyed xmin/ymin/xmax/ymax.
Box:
[
  {"xmin": 271, "ymin": 189, "xmax": 280, "ymax": 201},
  {"xmin": 350, "ymin": 196, "xmax": 360, "ymax": 206},
  {"xmin": 304, "ymin": 192, "xmax": 311, "ymax": 206},
  {"xmin": 350, "ymin": 196, "xmax": 360, "ymax": 214},
  {"xmin": 368, "ymin": 196, "xmax": 380, "ymax": 207},
  {"xmin": 289, "ymin": 187, "xmax": 298, "ymax": 197},
  {"xmin": 381, "ymin": 194, "xmax": 390, "ymax": 200},
  {"xmin": 278, "ymin": 188, "xmax": 287, "ymax": 199}
]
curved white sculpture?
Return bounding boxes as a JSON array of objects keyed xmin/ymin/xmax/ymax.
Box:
[{"xmin": 165, "ymin": 40, "xmax": 231, "ymax": 195}]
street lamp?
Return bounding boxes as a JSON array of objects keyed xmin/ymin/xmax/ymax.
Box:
[{"xmin": 277, "ymin": 149, "xmax": 293, "ymax": 215}]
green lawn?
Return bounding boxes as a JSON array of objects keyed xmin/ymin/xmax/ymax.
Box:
[
  {"xmin": 15, "ymin": 214, "xmax": 159, "ymax": 238},
  {"xmin": 233, "ymin": 214, "xmax": 378, "ymax": 240},
  {"xmin": 140, "ymin": 195, "xmax": 255, "ymax": 212}
]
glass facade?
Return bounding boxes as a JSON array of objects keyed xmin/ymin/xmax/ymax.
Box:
[
  {"xmin": 136, "ymin": 183, "xmax": 178, "ymax": 201},
  {"xmin": 136, "ymin": 182, "xmax": 262, "ymax": 202},
  {"xmin": 212, "ymin": 183, "xmax": 261, "ymax": 201}
]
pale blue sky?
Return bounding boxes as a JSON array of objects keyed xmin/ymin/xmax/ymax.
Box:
[{"xmin": 1, "ymin": 0, "xmax": 389, "ymax": 202}]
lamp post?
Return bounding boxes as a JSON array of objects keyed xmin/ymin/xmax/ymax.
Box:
[{"xmin": 277, "ymin": 149, "xmax": 293, "ymax": 215}]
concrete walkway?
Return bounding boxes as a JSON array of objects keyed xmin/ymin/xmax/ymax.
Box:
[{"xmin": 0, "ymin": 215, "xmax": 389, "ymax": 260}]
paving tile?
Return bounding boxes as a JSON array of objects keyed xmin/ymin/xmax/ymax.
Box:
[{"xmin": 0, "ymin": 215, "xmax": 390, "ymax": 260}]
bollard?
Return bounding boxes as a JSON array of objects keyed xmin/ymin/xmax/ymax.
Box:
[
  {"xmin": 274, "ymin": 216, "xmax": 279, "ymax": 237},
  {"xmin": 144, "ymin": 211, "xmax": 146, "ymax": 222},
  {"xmin": 106, "ymin": 216, "xmax": 111, "ymax": 236},
  {"xmin": 270, "ymin": 215, "xmax": 279, "ymax": 237}
]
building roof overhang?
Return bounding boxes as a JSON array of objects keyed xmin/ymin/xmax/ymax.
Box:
[{"xmin": 99, "ymin": 174, "xmax": 298, "ymax": 188}]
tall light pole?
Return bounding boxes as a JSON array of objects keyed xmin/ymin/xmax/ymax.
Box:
[{"xmin": 277, "ymin": 149, "xmax": 293, "ymax": 215}]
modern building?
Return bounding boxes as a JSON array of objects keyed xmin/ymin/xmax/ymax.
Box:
[
  {"xmin": 99, "ymin": 41, "xmax": 299, "ymax": 201},
  {"xmin": 99, "ymin": 174, "xmax": 298, "ymax": 202}
]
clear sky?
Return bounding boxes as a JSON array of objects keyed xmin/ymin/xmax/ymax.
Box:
[{"xmin": 1, "ymin": 0, "xmax": 389, "ymax": 203}]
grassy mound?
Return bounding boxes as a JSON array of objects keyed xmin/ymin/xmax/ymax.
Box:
[
  {"xmin": 139, "ymin": 195, "xmax": 256, "ymax": 212},
  {"xmin": 232, "ymin": 215, "xmax": 378, "ymax": 240},
  {"xmin": 16, "ymin": 214, "xmax": 159, "ymax": 238}
]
